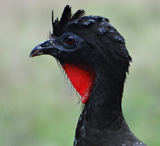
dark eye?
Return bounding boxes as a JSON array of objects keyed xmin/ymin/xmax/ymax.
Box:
[{"xmin": 65, "ymin": 35, "xmax": 75, "ymax": 45}]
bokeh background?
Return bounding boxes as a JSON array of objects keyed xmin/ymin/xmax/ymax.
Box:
[{"xmin": 0, "ymin": 0, "xmax": 160, "ymax": 146}]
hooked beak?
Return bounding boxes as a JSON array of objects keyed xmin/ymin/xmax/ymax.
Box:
[{"xmin": 30, "ymin": 39, "xmax": 58, "ymax": 58}]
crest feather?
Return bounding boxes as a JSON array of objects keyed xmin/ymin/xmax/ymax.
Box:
[{"xmin": 51, "ymin": 5, "xmax": 85, "ymax": 37}]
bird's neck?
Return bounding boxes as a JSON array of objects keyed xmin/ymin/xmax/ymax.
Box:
[
  {"xmin": 76, "ymin": 74, "xmax": 125, "ymax": 130},
  {"xmin": 74, "ymin": 73, "xmax": 140, "ymax": 145}
]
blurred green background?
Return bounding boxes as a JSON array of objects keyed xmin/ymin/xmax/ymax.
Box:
[{"xmin": 0, "ymin": 0, "xmax": 160, "ymax": 145}]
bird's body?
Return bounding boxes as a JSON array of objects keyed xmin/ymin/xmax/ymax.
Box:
[{"xmin": 30, "ymin": 5, "xmax": 147, "ymax": 146}]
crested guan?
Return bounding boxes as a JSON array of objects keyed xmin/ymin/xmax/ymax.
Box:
[{"xmin": 30, "ymin": 5, "xmax": 147, "ymax": 146}]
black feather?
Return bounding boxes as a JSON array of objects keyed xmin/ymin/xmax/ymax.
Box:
[
  {"xmin": 52, "ymin": 10, "xmax": 54, "ymax": 33},
  {"xmin": 51, "ymin": 5, "xmax": 84, "ymax": 37},
  {"xmin": 59, "ymin": 5, "xmax": 71, "ymax": 29},
  {"xmin": 70, "ymin": 10, "xmax": 85, "ymax": 22}
]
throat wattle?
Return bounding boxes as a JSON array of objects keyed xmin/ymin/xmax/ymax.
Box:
[{"xmin": 62, "ymin": 62, "xmax": 96, "ymax": 104}]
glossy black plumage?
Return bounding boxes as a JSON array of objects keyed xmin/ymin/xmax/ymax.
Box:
[{"xmin": 30, "ymin": 5, "xmax": 147, "ymax": 146}]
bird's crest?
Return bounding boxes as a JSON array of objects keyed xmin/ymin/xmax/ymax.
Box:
[{"xmin": 51, "ymin": 5, "xmax": 85, "ymax": 37}]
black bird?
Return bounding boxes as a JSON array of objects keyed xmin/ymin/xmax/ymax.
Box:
[{"xmin": 30, "ymin": 5, "xmax": 147, "ymax": 146}]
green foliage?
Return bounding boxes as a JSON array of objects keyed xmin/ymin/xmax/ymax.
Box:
[{"xmin": 0, "ymin": 0, "xmax": 160, "ymax": 145}]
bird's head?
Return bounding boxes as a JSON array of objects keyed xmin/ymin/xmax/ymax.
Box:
[{"xmin": 30, "ymin": 5, "xmax": 132, "ymax": 104}]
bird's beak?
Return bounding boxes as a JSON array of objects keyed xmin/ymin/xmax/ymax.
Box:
[{"xmin": 30, "ymin": 39, "xmax": 57, "ymax": 57}]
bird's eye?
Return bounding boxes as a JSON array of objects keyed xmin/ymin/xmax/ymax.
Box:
[{"xmin": 65, "ymin": 35, "xmax": 75, "ymax": 45}]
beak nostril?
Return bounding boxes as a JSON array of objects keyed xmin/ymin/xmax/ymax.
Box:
[{"xmin": 41, "ymin": 42, "xmax": 48, "ymax": 47}]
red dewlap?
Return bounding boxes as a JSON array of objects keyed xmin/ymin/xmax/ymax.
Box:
[{"xmin": 62, "ymin": 63, "xmax": 96, "ymax": 104}]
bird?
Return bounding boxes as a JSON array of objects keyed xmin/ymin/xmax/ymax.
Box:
[{"xmin": 30, "ymin": 5, "xmax": 147, "ymax": 146}]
